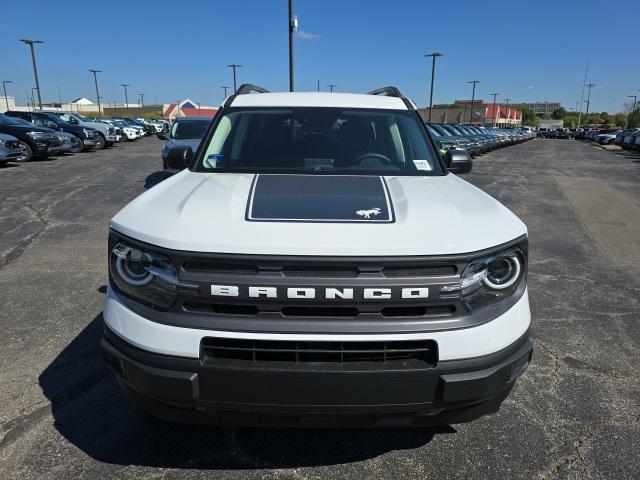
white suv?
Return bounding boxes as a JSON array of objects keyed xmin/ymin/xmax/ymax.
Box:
[{"xmin": 102, "ymin": 85, "xmax": 532, "ymax": 427}]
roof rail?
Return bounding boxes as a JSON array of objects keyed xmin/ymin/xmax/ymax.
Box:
[
  {"xmin": 235, "ymin": 84, "xmax": 270, "ymax": 95},
  {"xmin": 367, "ymin": 86, "xmax": 415, "ymax": 110},
  {"xmin": 367, "ymin": 86, "xmax": 403, "ymax": 98},
  {"xmin": 224, "ymin": 83, "xmax": 270, "ymax": 107}
]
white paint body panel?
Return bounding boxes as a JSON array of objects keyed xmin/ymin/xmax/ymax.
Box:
[
  {"xmin": 104, "ymin": 287, "xmax": 531, "ymax": 361},
  {"xmin": 110, "ymin": 171, "xmax": 527, "ymax": 256}
]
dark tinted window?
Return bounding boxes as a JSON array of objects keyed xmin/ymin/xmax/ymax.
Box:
[
  {"xmin": 198, "ymin": 107, "xmax": 441, "ymax": 175},
  {"xmin": 171, "ymin": 119, "xmax": 211, "ymax": 139}
]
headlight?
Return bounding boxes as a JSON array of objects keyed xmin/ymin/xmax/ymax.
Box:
[
  {"xmin": 109, "ymin": 241, "xmax": 180, "ymax": 310},
  {"xmin": 441, "ymin": 245, "xmax": 527, "ymax": 313}
]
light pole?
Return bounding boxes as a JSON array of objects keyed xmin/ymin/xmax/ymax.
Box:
[
  {"xmin": 121, "ymin": 83, "xmax": 130, "ymax": 112},
  {"xmin": 20, "ymin": 39, "xmax": 44, "ymax": 109},
  {"xmin": 2, "ymin": 80, "xmax": 12, "ymax": 111},
  {"xmin": 327, "ymin": 84, "xmax": 337, "ymax": 92},
  {"xmin": 467, "ymin": 80, "xmax": 479, "ymax": 124},
  {"xmin": 288, "ymin": 0, "xmax": 297, "ymax": 92},
  {"xmin": 490, "ymin": 92, "xmax": 500, "ymax": 127},
  {"xmin": 88, "ymin": 69, "xmax": 102, "ymax": 115},
  {"xmin": 424, "ymin": 52, "xmax": 442, "ymax": 123},
  {"xmin": 584, "ymin": 83, "xmax": 595, "ymax": 127},
  {"xmin": 227, "ymin": 64, "xmax": 242, "ymax": 92}
]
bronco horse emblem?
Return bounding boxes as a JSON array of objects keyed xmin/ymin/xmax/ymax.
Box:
[{"xmin": 356, "ymin": 207, "xmax": 382, "ymax": 219}]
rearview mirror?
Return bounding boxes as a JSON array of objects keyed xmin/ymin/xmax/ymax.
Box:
[
  {"xmin": 165, "ymin": 145, "xmax": 193, "ymax": 171},
  {"xmin": 445, "ymin": 149, "xmax": 473, "ymax": 174}
]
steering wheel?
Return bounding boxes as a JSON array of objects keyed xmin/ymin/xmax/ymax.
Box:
[{"xmin": 352, "ymin": 152, "xmax": 393, "ymax": 165}]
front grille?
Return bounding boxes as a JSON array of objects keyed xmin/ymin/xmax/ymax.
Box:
[
  {"xmin": 181, "ymin": 261, "xmax": 456, "ymax": 279},
  {"xmin": 201, "ymin": 338, "xmax": 437, "ymax": 365},
  {"xmin": 182, "ymin": 301, "xmax": 456, "ymax": 318}
]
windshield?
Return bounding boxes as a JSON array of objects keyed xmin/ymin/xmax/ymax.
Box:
[
  {"xmin": 197, "ymin": 107, "xmax": 441, "ymax": 175},
  {"xmin": 171, "ymin": 120, "xmax": 210, "ymax": 139}
]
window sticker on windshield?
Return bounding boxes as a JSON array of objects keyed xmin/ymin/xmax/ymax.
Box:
[
  {"xmin": 413, "ymin": 160, "xmax": 432, "ymax": 171},
  {"xmin": 205, "ymin": 153, "xmax": 223, "ymax": 168}
]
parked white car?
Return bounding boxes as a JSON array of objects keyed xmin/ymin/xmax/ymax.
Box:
[{"xmin": 102, "ymin": 84, "xmax": 532, "ymax": 428}]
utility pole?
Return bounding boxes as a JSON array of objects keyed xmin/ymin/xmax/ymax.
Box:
[
  {"xmin": 490, "ymin": 92, "xmax": 500, "ymax": 127},
  {"xmin": 21, "ymin": 39, "xmax": 44, "ymax": 109},
  {"xmin": 424, "ymin": 52, "xmax": 442, "ymax": 123},
  {"xmin": 327, "ymin": 84, "xmax": 337, "ymax": 92},
  {"xmin": 227, "ymin": 64, "xmax": 242, "ymax": 92},
  {"xmin": 89, "ymin": 69, "xmax": 102, "ymax": 115},
  {"xmin": 121, "ymin": 84, "xmax": 130, "ymax": 112},
  {"xmin": 288, "ymin": 0, "xmax": 297, "ymax": 92},
  {"xmin": 584, "ymin": 83, "xmax": 595, "ymax": 128},
  {"xmin": 504, "ymin": 98, "xmax": 510, "ymax": 126},
  {"xmin": 467, "ymin": 80, "xmax": 479, "ymax": 124},
  {"xmin": 2, "ymin": 80, "xmax": 12, "ymax": 111}
]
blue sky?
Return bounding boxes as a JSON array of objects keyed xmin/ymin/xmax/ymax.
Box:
[{"xmin": 2, "ymin": 0, "xmax": 638, "ymax": 112}]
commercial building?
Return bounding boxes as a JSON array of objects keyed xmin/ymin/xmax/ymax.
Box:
[{"xmin": 163, "ymin": 99, "xmax": 217, "ymax": 120}]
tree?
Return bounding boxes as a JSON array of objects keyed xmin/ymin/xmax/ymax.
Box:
[
  {"xmin": 551, "ymin": 107, "xmax": 567, "ymax": 119},
  {"xmin": 613, "ymin": 113, "xmax": 626, "ymax": 128},
  {"xmin": 521, "ymin": 106, "xmax": 539, "ymax": 127}
]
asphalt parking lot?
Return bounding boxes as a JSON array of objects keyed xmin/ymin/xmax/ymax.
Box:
[{"xmin": 0, "ymin": 138, "xmax": 639, "ymax": 480}]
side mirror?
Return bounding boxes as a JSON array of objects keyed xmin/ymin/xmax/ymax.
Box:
[
  {"xmin": 165, "ymin": 145, "xmax": 193, "ymax": 171},
  {"xmin": 445, "ymin": 149, "xmax": 473, "ymax": 174}
]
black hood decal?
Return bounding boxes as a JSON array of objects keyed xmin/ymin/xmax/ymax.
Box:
[{"xmin": 246, "ymin": 174, "xmax": 394, "ymax": 223}]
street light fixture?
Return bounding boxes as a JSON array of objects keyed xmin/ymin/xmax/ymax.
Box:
[
  {"xmin": 467, "ymin": 80, "xmax": 479, "ymax": 124},
  {"xmin": 490, "ymin": 92, "xmax": 500, "ymax": 127},
  {"xmin": 20, "ymin": 39, "xmax": 44, "ymax": 109},
  {"xmin": 327, "ymin": 84, "xmax": 337, "ymax": 93},
  {"xmin": 121, "ymin": 84, "xmax": 130, "ymax": 112},
  {"xmin": 2, "ymin": 80, "xmax": 13, "ymax": 111},
  {"xmin": 227, "ymin": 64, "xmax": 242, "ymax": 93},
  {"xmin": 424, "ymin": 52, "xmax": 442, "ymax": 123},
  {"xmin": 88, "ymin": 69, "xmax": 102, "ymax": 115}
]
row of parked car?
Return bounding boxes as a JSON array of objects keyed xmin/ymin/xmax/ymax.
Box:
[
  {"xmin": 425, "ymin": 124, "xmax": 536, "ymax": 158},
  {"xmin": 583, "ymin": 127, "xmax": 640, "ymax": 150},
  {"xmin": 0, "ymin": 110, "xmax": 168, "ymax": 165}
]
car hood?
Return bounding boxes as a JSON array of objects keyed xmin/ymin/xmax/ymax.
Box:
[{"xmin": 110, "ymin": 172, "xmax": 527, "ymax": 256}]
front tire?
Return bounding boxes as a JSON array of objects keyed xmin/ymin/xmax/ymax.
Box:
[
  {"xmin": 95, "ymin": 134, "xmax": 106, "ymax": 150},
  {"xmin": 70, "ymin": 137, "xmax": 85, "ymax": 153},
  {"xmin": 16, "ymin": 141, "xmax": 34, "ymax": 162}
]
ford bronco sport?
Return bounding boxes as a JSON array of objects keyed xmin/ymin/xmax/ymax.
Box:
[{"xmin": 102, "ymin": 85, "xmax": 532, "ymax": 427}]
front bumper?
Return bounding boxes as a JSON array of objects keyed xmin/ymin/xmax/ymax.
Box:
[{"xmin": 103, "ymin": 325, "xmax": 531, "ymax": 427}]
